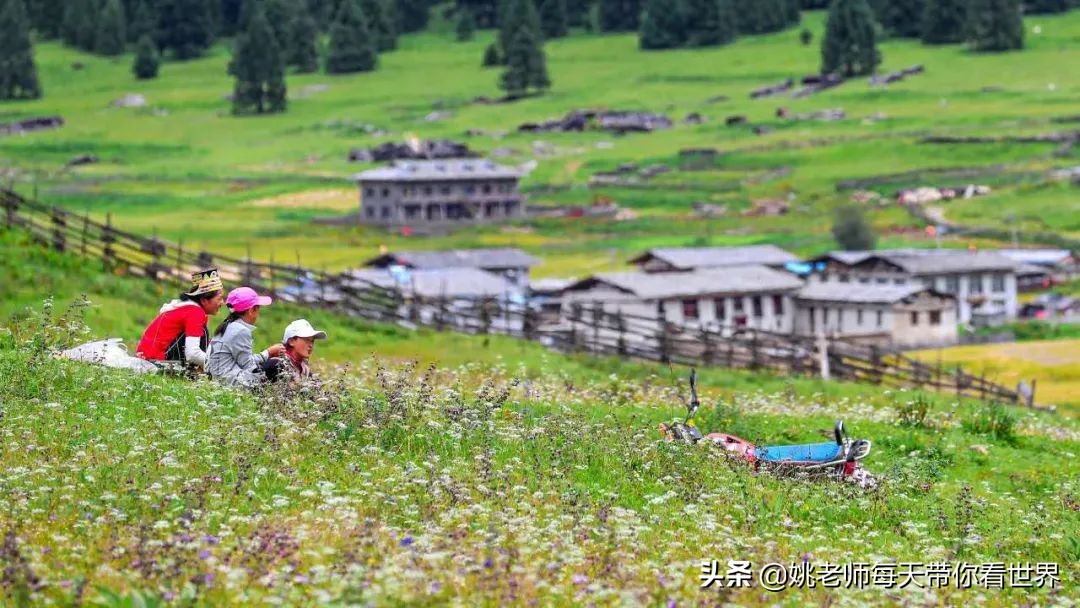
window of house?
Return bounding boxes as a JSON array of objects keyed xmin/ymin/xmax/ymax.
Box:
[
  {"xmin": 465, "ymin": 185, "xmax": 475, "ymax": 194},
  {"xmin": 714, "ymin": 298, "xmax": 726, "ymax": 320},
  {"xmin": 440, "ymin": 186, "xmax": 451, "ymax": 195},
  {"xmin": 992, "ymin": 273, "xmax": 1005, "ymax": 293},
  {"xmin": 423, "ymin": 186, "xmax": 432, "ymax": 196},
  {"xmin": 752, "ymin": 297, "xmax": 763, "ymax": 318},
  {"xmin": 483, "ymin": 184, "xmax": 492, "ymax": 194},
  {"xmin": 380, "ymin": 206, "xmax": 390, "ymax": 219},
  {"xmin": 895, "ymin": 278, "xmax": 906, "ymax": 285},
  {"xmin": 857, "ymin": 309, "xmax": 864, "ymax": 325},
  {"xmin": 365, "ymin": 187, "xmax": 375, "ymax": 197},
  {"xmin": 876, "ymin": 310, "xmax": 883, "ymax": 328},
  {"xmin": 381, "ymin": 188, "xmax": 390, "ymax": 197},
  {"xmin": 945, "ymin": 276, "xmax": 959, "ymax": 293},
  {"xmin": 969, "ymin": 275, "xmax": 983, "ymax": 294},
  {"xmin": 910, "ymin": 311, "xmax": 919, "ymax": 325},
  {"xmin": 930, "ymin": 310, "xmax": 942, "ymax": 325},
  {"xmin": 772, "ymin": 295, "xmax": 784, "ymax": 316},
  {"xmin": 682, "ymin": 299, "xmax": 699, "ymax": 319},
  {"xmin": 657, "ymin": 301, "xmax": 666, "ymax": 317},
  {"xmin": 733, "ymin": 298, "xmax": 744, "ymax": 313},
  {"xmin": 839, "ymin": 274, "xmax": 850, "ymax": 283},
  {"xmin": 876, "ymin": 277, "xmax": 889, "ymax": 285},
  {"xmin": 365, "ymin": 207, "xmax": 374, "ymax": 218},
  {"xmin": 859, "ymin": 277, "xmax": 870, "ymax": 284}
]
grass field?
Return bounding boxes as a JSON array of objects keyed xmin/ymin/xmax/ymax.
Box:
[
  {"xmin": 2, "ymin": 10, "xmax": 1080, "ymax": 277},
  {"xmin": 2, "ymin": 230, "xmax": 1079, "ymax": 605}
]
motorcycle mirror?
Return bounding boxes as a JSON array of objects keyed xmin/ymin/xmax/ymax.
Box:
[
  {"xmin": 687, "ymin": 369, "xmax": 700, "ymax": 422},
  {"xmin": 834, "ymin": 420, "xmax": 846, "ymax": 446}
]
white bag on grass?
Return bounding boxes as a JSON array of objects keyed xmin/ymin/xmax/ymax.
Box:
[{"xmin": 57, "ymin": 339, "xmax": 159, "ymax": 374}]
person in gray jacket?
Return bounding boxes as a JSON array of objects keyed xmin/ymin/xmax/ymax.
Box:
[{"xmin": 206, "ymin": 287, "xmax": 284, "ymax": 388}]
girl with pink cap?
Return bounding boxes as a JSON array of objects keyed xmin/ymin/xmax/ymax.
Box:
[{"xmin": 205, "ymin": 287, "xmax": 285, "ymax": 387}]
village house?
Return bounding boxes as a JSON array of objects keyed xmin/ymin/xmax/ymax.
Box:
[
  {"xmin": 806, "ymin": 249, "xmax": 1018, "ymax": 326},
  {"xmin": 560, "ymin": 265, "xmax": 804, "ymax": 333},
  {"xmin": 362, "ymin": 248, "xmax": 539, "ymax": 286},
  {"xmin": 628, "ymin": 245, "xmax": 799, "ymax": 273},
  {"xmin": 354, "ymin": 159, "xmax": 524, "ymax": 227},
  {"xmin": 794, "ymin": 283, "xmax": 958, "ymax": 349},
  {"xmin": 999, "ymin": 249, "xmax": 1077, "ymax": 291}
]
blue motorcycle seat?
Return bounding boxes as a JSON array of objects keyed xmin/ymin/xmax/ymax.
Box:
[{"xmin": 756, "ymin": 442, "xmax": 844, "ymax": 463}]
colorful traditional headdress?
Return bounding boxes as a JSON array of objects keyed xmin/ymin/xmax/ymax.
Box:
[{"xmin": 186, "ymin": 268, "xmax": 223, "ymax": 296}]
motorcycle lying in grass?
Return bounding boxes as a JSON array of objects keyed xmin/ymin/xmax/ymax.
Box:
[{"xmin": 658, "ymin": 370, "xmax": 876, "ymax": 488}]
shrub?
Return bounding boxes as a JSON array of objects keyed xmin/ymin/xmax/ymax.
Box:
[{"xmin": 963, "ymin": 401, "xmax": 1018, "ymax": 443}]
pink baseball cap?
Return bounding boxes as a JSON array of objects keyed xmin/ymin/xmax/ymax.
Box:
[{"xmin": 226, "ymin": 287, "xmax": 272, "ymax": 312}]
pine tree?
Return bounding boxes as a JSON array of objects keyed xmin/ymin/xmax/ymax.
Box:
[
  {"xmin": 132, "ymin": 32, "xmax": 160, "ymax": 78},
  {"xmin": 287, "ymin": 10, "xmax": 319, "ymax": 72},
  {"xmin": 685, "ymin": 0, "xmax": 737, "ymax": 47},
  {"xmin": 968, "ymin": 0, "xmax": 1023, "ymax": 51},
  {"xmin": 1025, "ymin": 0, "xmax": 1072, "ymax": 13},
  {"xmin": 639, "ymin": 0, "xmax": 685, "ymax": 49},
  {"xmin": 482, "ymin": 41, "xmax": 500, "ymax": 65},
  {"xmin": 565, "ymin": 0, "xmax": 593, "ymax": 26},
  {"xmin": 361, "ymin": 0, "xmax": 397, "ymax": 52},
  {"xmin": 0, "ymin": 0, "xmax": 42, "ymax": 100},
  {"xmin": 264, "ymin": 0, "xmax": 295, "ymax": 52},
  {"xmin": 734, "ymin": 0, "xmax": 791, "ymax": 34},
  {"xmin": 326, "ymin": 0, "xmax": 378, "ymax": 73},
  {"xmin": 397, "ymin": 0, "xmax": 431, "ymax": 33},
  {"xmin": 821, "ymin": 0, "xmax": 880, "ymax": 76},
  {"xmin": 95, "ymin": 0, "xmax": 127, "ymax": 56},
  {"xmin": 220, "ymin": 0, "xmax": 244, "ymax": 35},
  {"xmin": 458, "ymin": 0, "xmax": 499, "ymax": 28},
  {"xmin": 832, "ymin": 205, "xmax": 876, "ymax": 250},
  {"xmin": 499, "ymin": 0, "xmax": 543, "ymax": 60},
  {"xmin": 874, "ymin": 0, "xmax": 924, "ymax": 38},
  {"xmin": 499, "ymin": 21, "xmax": 549, "ymax": 97},
  {"xmin": 921, "ymin": 0, "xmax": 966, "ymax": 44},
  {"xmin": 599, "ymin": 0, "xmax": 640, "ymax": 31},
  {"xmin": 539, "ymin": 0, "xmax": 568, "ymax": 38},
  {"xmin": 62, "ymin": 0, "xmax": 96, "ymax": 50},
  {"xmin": 456, "ymin": 6, "xmax": 476, "ymax": 40},
  {"xmin": 156, "ymin": 0, "xmax": 215, "ymax": 59},
  {"xmin": 27, "ymin": 0, "xmax": 62, "ymax": 38},
  {"xmin": 230, "ymin": 1, "xmax": 286, "ymax": 114},
  {"xmin": 128, "ymin": 0, "xmax": 155, "ymax": 42}
]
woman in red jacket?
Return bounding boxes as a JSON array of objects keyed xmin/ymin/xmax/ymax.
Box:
[{"xmin": 136, "ymin": 268, "xmax": 224, "ymax": 368}]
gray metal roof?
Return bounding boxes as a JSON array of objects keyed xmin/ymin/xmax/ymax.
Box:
[
  {"xmin": 568, "ymin": 265, "xmax": 803, "ymax": 300},
  {"xmin": 796, "ymin": 282, "xmax": 950, "ymax": 304},
  {"xmin": 630, "ymin": 245, "xmax": 799, "ymax": 269},
  {"xmin": 811, "ymin": 249, "xmax": 1017, "ymax": 274},
  {"xmin": 529, "ymin": 278, "xmax": 576, "ymax": 294},
  {"xmin": 364, "ymin": 248, "xmax": 540, "ymax": 270},
  {"xmin": 343, "ymin": 267, "xmax": 517, "ymax": 298},
  {"xmin": 998, "ymin": 249, "xmax": 1075, "ymax": 267},
  {"xmin": 354, "ymin": 159, "xmax": 521, "ymax": 182}
]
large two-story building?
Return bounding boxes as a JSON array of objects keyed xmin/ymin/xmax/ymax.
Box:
[{"xmin": 354, "ymin": 159, "xmax": 524, "ymax": 227}]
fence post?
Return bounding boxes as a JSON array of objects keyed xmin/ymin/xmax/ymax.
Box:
[
  {"xmin": 3, "ymin": 190, "xmax": 17, "ymax": 228},
  {"xmin": 817, "ymin": 332, "xmax": 830, "ymax": 380},
  {"xmin": 615, "ymin": 310, "xmax": 627, "ymax": 356},
  {"xmin": 145, "ymin": 228, "xmax": 163, "ymax": 279},
  {"xmin": 81, "ymin": 215, "xmax": 89, "ymax": 257},
  {"xmin": 1028, "ymin": 379, "xmax": 1037, "ymax": 408},
  {"xmin": 657, "ymin": 323, "xmax": 671, "ymax": 364},
  {"xmin": 51, "ymin": 207, "xmax": 67, "ymax": 252},
  {"xmin": 101, "ymin": 212, "xmax": 116, "ymax": 270},
  {"xmin": 749, "ymin": 329, "xmax": 760, "ymax": 370},
  {"xmin": 869, "ymin": 344, "xmax": 882, "ymax": 385},
  {"xmin": 701, "ymin": 326, "xmax": 715, "ymax": 366}
]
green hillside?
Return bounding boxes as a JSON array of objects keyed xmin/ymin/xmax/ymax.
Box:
[
  {"xmin": 1, "ymin": 231, "xmax": 1079, "ymax": 605},
  {"xmin": 2, "ymin": 10, "xmax": 1079, "ymax": 276}
]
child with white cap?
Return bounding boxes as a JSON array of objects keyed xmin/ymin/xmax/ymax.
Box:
[{"xmin": 280, "ymin": 319, "xmax": 327, "ymax": 380}]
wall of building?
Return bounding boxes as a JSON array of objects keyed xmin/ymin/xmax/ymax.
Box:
[
  {"xmin": 359, "ymin": 178, "xmax": 522, "ymax": 225},
  {"xmin": 793, "ymin": 302, "xmax": 894, "ymax": 340},
  {"xmin": 658, "ymin": 293, "xmax": 794, "ymax": 333},
  {"xmin": 890, "ymin": 299, "xmax": 958, "ymax": 349}
]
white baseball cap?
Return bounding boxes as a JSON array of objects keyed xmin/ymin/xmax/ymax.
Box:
[{"xmin": 283, "ymin": 319, "xmax": 327, "ymax": 343}]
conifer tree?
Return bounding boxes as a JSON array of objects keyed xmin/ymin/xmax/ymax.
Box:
[
  {"xmin": 220, "ymin": 0, "xmax": 244, "ymax": 35},
  {"xmin": 734, "ymin": 0, "xmax": 791, "ymax": 34},
  {"xmin": 1025, "ymin": 0, "xmax": 1072, "ymax": 13},
  {"xmin": 156, "ymin": 0, "xmax": 215, "ymax": 59},
  {"xmin": 132, "ymin": 32, "xmax": 160, "ymax": 78},
  {"xmin": 397, "ymin": 0, "xmax": 431, "ymax": 33},
  {"xmin": 287, "ymin": 10, "xmax": 319, "ymax": 72},
  {"xmin": 326, "ymin": 0, "xmax": 378, "ymax": 73},
  {"xmin": 499, "ymin": 0, "xmax": 543, "ymax": 60},
  {"xmin": 456, "ymin": 6, "xmax": 476, "ymax": 40},
  {"xmin": 821, "ymin": 0, "xmax": 880, "ymax": 76},
  {"xmin": 539, "ymin": 0, "xmax": 568, "ymax": 38},
  {"xmin": 482, "ymin": 41, "xmax": 500, "ymax": 65},
  {"xmin": 264, "ymin": 0, "xmax": 295, "ymax": 51},
  {"xmin": 968, "ymin": 0, "xmax": 1023, "ymax": 51},
  {"xmin": 0, "ymin": 0, "xmax": 42, "ymax": 100},
  {"xmin": 921, "ymin": 0, "xmax": 966, "ymax": 44},
  {"xmin": 599, "ymin": 0, "xmax": 640, "ymax": 31},
  {"xmin": 458, "ymin": 0, "xmax": 499, "ymax": 28},
  {"xmin": 874, "ymin": 0, "xmax": 924, "ymax": 38},
  {"xmin": 230, "ymin": 1, "xmax": 286, "ymax": 114},
  {"xmin": 499, "ymin": 20, "xmax": 549, "ymax": 97},
  {"xmin": 362, "ymin": 0, "xmax": 397, "ymax": 51},
  {"xmin": 685, "ymin": 0, "xmax": 737, "ymax": 47},
  {"xmin": 62, "ymin": 0, "xmax": 96, "ymax": 50},
  {"xmin": 27, "ymin": 0, "xmax": 62, "ymax": 38},
  {"xmin": 565, "ymin": 0, "xmax": 592, "ymax": 26},
  {"xmin": 639, "ymin": 0, "xmax": 685, "ymax": 49},
  {"xmin": 95, "ymin": 0, "xmax": 127, "ymax": 56},
  {"xmin": 128, "ymin": 0, "xmax": 155, "ymax": 42}
]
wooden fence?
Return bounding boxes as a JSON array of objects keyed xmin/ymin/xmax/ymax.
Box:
[{"xmin": 1, "ymin": 187, "xmax": 1035, "ymax": 407}]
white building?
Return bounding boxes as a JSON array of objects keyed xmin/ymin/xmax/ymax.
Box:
[
  {"xmin": 628, "ymin": 245, "xmax": 799, "ymax": 273},
  {"xmin": 806, "ymin": 249, "xmax": 1018, "ymax": 326}
]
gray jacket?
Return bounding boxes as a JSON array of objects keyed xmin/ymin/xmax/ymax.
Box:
[{"xmin": 206, "ymin": 319, "xmax": 270, "ymax": 388}]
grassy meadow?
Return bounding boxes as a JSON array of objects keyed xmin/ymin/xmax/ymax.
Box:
[
  {"xmin": 1, "ymin": 10, "xmax": 1079, "ymax": 276},
  {"xmin": 2, "ymin": 230, "xmax": 1079, "ymax": 606}
]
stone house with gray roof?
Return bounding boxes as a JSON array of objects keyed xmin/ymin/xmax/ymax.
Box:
[
  {"xmin": 561, "ymin": 265, "xmax": 804, "ymax": 333},
  {"xmin": 794, "ymin": 283, "xmax": 958, "ymax": 349},
  {"xmin": 629, "ymin": 245, "xmax": 799, "ymax": 273},
  {"xmin": 806, "ymin": 249, "xmax": 1018, "ymax": 326},
  {"xmin": 362, "ymin": 247, "xmax": 539, "ymax": 286},
  {"xmin": 354, "ymin": 159, "xmax": 524, "ymax": 226}
]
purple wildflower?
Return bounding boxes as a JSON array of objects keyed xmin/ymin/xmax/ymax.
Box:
[{"xmin": 400, "ymin": 536, "xmax": 414, "ymax": 547}]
